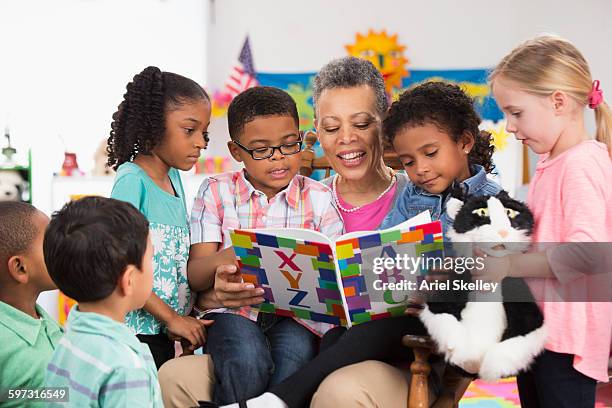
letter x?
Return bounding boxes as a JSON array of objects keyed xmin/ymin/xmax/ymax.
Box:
[{"xmin": 274, "ymin": 251, "xmax": 301, "ymax": 271}]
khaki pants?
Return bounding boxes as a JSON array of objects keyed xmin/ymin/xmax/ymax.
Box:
[
  {"xmin": 158, "ymin": 355, "xmax": 215, "ymax": 408},
  {"xmin": 311, "ymin": 360, "xmax": 438, "ymax": 408},
  {"xmin": 158, "ymin": 357, "xmax": 441, "ymax": 408}
]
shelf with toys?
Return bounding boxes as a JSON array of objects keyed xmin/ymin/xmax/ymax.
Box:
[
  {"xmin": 51, "ymin": 153, "xmax": 233, "ymax": 214},
  {"xmin": 0, "ymin": 128, "xmax": 32, "ymax": 204},
  {"xmin": 51, "ymin": 173, "xmax": 216, "ymax": 215},
  {"xmin": 43, "ymin": 152, "xmax": 235, "ymax": 323}
]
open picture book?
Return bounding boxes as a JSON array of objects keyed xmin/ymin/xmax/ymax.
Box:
[{"xmin": 229, "ymin": 212, "xmax": 443, "ymax": 327}]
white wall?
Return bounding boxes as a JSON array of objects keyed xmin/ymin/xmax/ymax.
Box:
[
  {"xmin": 208, "ymin": 0, "xmax": 516, "ymax": 84},
  {"xmin": 0, "ymin": 0, "xmax": 208, "ymax": 215},
  {"xmin": 1, "ymin": 0, "xmax": 208, "ymax": 319},
  {"xmin": 208, "ymin": 0, "xmax": 611, "ymax": 85}
]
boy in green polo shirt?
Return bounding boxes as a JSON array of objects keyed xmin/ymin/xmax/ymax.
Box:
[
  {"xmin": 0, "ymin": 202, "xmax": 63, "ymax": 408},
  {"xmin": 44, "ymin": 197, "xmax": 163, "ymax": 407}
]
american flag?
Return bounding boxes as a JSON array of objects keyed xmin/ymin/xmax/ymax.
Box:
[{"xmin": 224, "ymin": 36, "xmax": 257, "ymax": 97}]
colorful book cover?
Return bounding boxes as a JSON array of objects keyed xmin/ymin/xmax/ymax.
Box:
[{"xmin": 230, "ymin": 212, "xmax": 444, "ymax": 327}]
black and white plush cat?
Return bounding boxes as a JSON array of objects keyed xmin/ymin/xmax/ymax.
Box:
[{"xmin": 419, "ymin": 190, "xmax": 547, "ymax": 381}]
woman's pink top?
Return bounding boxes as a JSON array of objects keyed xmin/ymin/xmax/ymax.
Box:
[
  {"xmin": 336, "ymin": 183, "xmax": 398, "ymax": 233},
  {"xmin": 527, "ymin": 140, "xmax": 612, "ymax": 382}
]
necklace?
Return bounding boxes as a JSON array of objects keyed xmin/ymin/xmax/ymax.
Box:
[{"xmin": 332, "ymin": 169, "xmax": 397, "ymax": 213}]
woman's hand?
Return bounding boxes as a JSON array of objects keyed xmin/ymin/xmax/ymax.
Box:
[
  {"xmin": 403, "ymin": 259, "xmax": 456, "ymax": 315},
  {"xmin": 404, "ymin": 302, "xmax": 425, "ymax": 316}
]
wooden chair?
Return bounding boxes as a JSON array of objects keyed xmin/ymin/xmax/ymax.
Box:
[{"xmin": 299, "ymin": 131, "xmax": 469, "ymax": 408}]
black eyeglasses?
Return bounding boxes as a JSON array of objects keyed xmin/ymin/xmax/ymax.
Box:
[{"xmin": 232, "ymin": 138, "xmax": 303, "ymax": 160}]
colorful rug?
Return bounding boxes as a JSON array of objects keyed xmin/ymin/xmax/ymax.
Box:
[
  {"xmin": 459, "ymin": 378, "xmax": 521, "ymax": 408},
  {"xmin": 459, "ymin": 378, "xmax": 611, "ymax": 407}
]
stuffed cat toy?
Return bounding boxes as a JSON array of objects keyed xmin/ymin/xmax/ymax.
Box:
[{"xmin": 419, "ymin": 190, "xmax": 547, "ymax": 382}]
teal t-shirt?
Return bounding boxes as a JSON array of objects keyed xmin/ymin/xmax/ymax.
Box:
[
  {"xmin": 46, "ymin": 306, "xmax": 162, "ymax": 407},
  {"xmin": 0, "ymin": 302, "xmax": 63, "ymax": 408},
  {"xmin": 110, "ymin": 162, "xmax": 192, "ymax": 335}
]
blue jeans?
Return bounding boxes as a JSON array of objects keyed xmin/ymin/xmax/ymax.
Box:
[
  {"xmin": 204, "ymin": 312, "xmax": 318, "ymax": 404},
  {"xmin": 517, "ymin": 350, "xmax": 596, "ymax": 408}
]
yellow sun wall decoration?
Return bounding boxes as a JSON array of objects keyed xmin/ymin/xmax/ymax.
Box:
[
  {"xmin": 346, "ymin": 30, "xmax": 409, "ymax": 94},
  {"xmin": 489, "ymin": 121, "xmax": 512, "ymax": 152}
]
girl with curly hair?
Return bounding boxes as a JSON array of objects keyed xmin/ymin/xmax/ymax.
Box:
[
  {"xmin": 381, "ymin": 80, "xmax": 499, "ymax": 232},
  {"xmin": 108, "ymin": 66, "xmax": 212, "ymax": 368}
]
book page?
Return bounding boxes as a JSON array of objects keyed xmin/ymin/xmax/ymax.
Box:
[
  {"xmin": 228, "ymin": 211, "xmax": 439, "ymax": 328},
  {"xmin": 381, "ymin": 210, "xmax": 432, "ymax": 232},
  {"xmin": 333, "ymin": 213, "xmax": 443, "ymax": 327},
  {"xmin": 229, "ymin": 228, "xmax": 345, "ymax": 326},
  {"xmin": 233, "ymin": 227, "xmax": 333, "ymax": 245},
  {"xmin": 338, "ymin": 210, "xmax": 432, "ymax": 241}
]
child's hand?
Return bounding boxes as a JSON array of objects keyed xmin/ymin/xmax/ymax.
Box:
[
  {"xmin": 166, "ymin": 315, "xmax": 213, "ymax": 350},
  {"xmin": 214, "ymin": 264, "xmax": 266, "ymax": 308},
  {"xmin": 471, "ymin": 248, "xmax": 510, "ymax": 283},
  {"xmin": 178, "ymin": 319, "xmax": 213, "ymax": 356},
  {"xmin": 180, "ymin": 338, "xmax": 196, "ymax": 356}
]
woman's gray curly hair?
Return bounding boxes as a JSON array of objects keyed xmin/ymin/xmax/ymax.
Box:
[{"xmin": 312, "ymin": 56, "xmax": 388, "ymax": 117}]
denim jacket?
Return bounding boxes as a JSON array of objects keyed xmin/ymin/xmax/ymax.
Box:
[{"xmin": 380, "ymin": 165, "xmax": 501, "ymax": 234}]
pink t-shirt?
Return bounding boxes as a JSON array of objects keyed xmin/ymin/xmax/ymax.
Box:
[
  {"xmin": 335, "ymin": 183, "xmax": 398, "ymax": 233},
  {"xmin": 527, "ymin": 140, "xmax": 612, "ymax": 382}
]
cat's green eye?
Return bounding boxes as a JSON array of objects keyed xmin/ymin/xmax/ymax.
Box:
[
  {"xmin": 506, "ymin": 208, "xmax": 519, "ymax": 219},
  {"xmin": 472, "ymin": 208, "xmax": 489, "ymax": 217}
]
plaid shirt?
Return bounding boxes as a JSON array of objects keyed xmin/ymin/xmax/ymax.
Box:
[{"xmin": 190, "ymin": 169, "xmax": 344, "ymax": 335}]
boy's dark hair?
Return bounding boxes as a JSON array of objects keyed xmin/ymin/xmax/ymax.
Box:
[
  {"xmin": 107, "ymin": 66, "xmax": 210, "ymax": 170},
  {"xmin": 43, "ymin": 196, "xmax": 149, "ymax": 302},
  {"xmin": 0, "ymin": 202, "xmax": 40, "ymax": 269},
  {"xmin": 383, "ymin": 81, "xmax": 495, "ymax": 173},
  {"xmin": 227, "ymin": 86, "xmax": 299, "ymax": 140}
]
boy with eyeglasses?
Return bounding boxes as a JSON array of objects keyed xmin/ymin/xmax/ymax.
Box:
[{"xmin": 182, "ymin": 86, "xmax": 344, "ymax": 405}]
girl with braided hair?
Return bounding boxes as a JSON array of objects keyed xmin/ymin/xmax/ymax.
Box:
[{"xmin": 108, "ymin": 66, "xmax": 212, "ymax": 368}]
